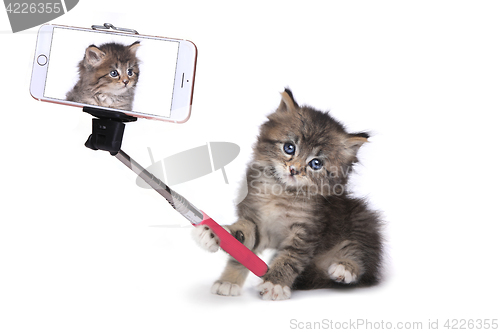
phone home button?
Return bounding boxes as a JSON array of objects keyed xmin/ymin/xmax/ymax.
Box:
[{"xmin": 37, "ymin": 55, "xmax": 48, "ymax": 66}]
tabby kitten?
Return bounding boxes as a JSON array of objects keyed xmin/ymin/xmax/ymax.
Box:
[
  {"xmin": 66, "ymin": 41, "xmax": 140, "ymax": 111},
  {"xmin": 193, "ymin": 89, "xmax": 383, "ymax": 300}
]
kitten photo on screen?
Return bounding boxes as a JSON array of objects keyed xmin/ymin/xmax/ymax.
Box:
[
  {"xmin": 193, "ymin": 89, "xmax": 383, "ymax": 300},
  {"xmin": 66, "ymin": 41, "xmax": 140, "ymax": 111}
]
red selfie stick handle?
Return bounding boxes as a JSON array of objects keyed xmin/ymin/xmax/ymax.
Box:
[{"xmin": 198, "ymin": 213, "xmax": 268, "ymax": 277}]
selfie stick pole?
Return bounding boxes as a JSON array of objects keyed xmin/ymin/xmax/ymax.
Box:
[{"xmin": 83, "ymin": 107, "xmax": 268, "ymax": 277}]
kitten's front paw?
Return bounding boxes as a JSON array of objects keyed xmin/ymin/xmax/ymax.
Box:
[
  {"xmin": 257, "ymin": 281, "xmax": 291, "ymax": 301},
  {"xmin": 328, "ymin": 263, "xmax": 358, "ymax": 284},
  {"xmin": 211, "ymin": 280, "xmax": 241, "ymax": 296},
  {"xmin": 192, "ymin": 225, "xmax": 220, "ymax": 253}
]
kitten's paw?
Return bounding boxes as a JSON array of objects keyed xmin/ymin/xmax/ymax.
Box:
[
  {"xmin": 191, "ymin": 225, "xmax": 220, "ymax": 253},
  {"xmin": 257, "ymin": 281, "xmax": 291, "ymax": 301},
  {"xmin": 211, "ymin": 280, "xmax": 241, "ymax": 296},
  {"xmin": 328, "ymin": 262, "xmax": 358, "ymax": 284}
]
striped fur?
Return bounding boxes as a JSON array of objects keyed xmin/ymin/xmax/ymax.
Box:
[
  {"xmin": 66, "ymin": 42, "xmax": 140, "ymax": 111},
  {"xmin": 207, "ymin": 89, "xmax": 383, "ymax": 299}
]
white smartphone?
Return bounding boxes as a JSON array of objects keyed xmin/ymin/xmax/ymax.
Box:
[{"xmin": 30, "ymin": 24, "xmax": 197, "ymax": 123}]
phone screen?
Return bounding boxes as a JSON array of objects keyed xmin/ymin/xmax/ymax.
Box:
[{"xmin": 43, "ymin": 27, "xmax": 180, "ymax": 118}]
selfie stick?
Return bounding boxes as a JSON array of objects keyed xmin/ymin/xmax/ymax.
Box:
[{"xmin": 83, "ymin": 107, "xmax": 268, "ymax": 277}]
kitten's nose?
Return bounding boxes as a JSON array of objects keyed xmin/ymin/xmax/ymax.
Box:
[
  {"xmin": 289, "ymin": 165, "xmax": 299, "ymax": 176},
  {"xmin": 123, "ymin": 79, "xmax": 129, "ymax": 86}
]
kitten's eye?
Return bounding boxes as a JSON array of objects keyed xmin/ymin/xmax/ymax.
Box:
[
  {"xmin": 283, "ymin": 143, "xmax": 295, "ymax": 155},
  {"xmin": 127, "ymin": 68, "xmax": 134, "ymax": 76},
  {"xmin": 109, "ymin": 70, "xmax": 119, "ymax": 77},
  {"xmin": 308, "ymin": 158, "xmax": 323, "ymax": 170}
]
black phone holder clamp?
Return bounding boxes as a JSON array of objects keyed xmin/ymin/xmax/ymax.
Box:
[
  {"xmin": 91, "ymin": 22, "xmax": 139, "ymax": 35},
  {"xmin": 83, "ymin": 107, "xmax": 137, "ymax": 156},
  {"xmin": 82, "ymin": 106, "xmax": 205, "ymax": 225}
]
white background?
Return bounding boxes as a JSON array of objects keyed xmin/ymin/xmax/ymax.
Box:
[{"xmin": 1, "ymin": 1, "xmax": 499, "ymax": 332}]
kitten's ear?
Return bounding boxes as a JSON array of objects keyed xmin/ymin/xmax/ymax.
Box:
[
  {"xmin": 345, "ymin": 132, "xmax": 369, "ymax": 157},
  {"xmin": 128, "ymin": 41, "xmax": 140, "ymax": 55},
  {"xmin": 278, "ymin": 88, "xmax": 299, "ymax": 113},
  {"xmin": 85, "ymin": 45, "xmax": 106, "ymax": 67}
]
